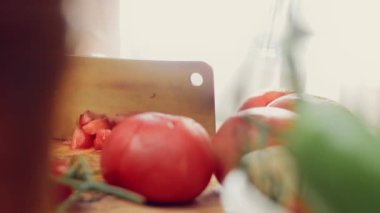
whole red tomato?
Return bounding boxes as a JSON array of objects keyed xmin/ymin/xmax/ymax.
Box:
[
  {"xmin": 212, "ymin": 107, "xmax": 295, "ymax": 183},
  {"xmin": 101, "ymin": 112, "xmax": 214, "ymax": 204},
  {"xmin": 238, "ymin": 90, "xmax": 290, "ymax": 111}
]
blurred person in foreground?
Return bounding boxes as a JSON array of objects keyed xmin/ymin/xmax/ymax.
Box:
[{"xmin": 0, "ymin": 1, "xmax": 65, "ymax": 212}]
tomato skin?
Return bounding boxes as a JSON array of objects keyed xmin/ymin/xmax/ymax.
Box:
[
  {"xmin": 101, "ymin": 112, "xmax": 214, "ymax": 204},
  {"xmin": 238, "ymin": 91, "xmax": 290, "ymax": 111},
  {"xmin": 268, "ymin": 93, "xmax": 338, "ymax": 112},
  {"xmin": 50, "ymin": 160, "xmax": 72, "ymax": 204},
  {"xmin": 268, "ymin": 96, "xmax": 297, "ymax": 111},
  {"xmin": 212, "ymin": 107, "xmax": 295, "ymax": 183}
]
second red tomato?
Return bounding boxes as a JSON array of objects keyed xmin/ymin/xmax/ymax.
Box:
[{"xmin": 212, "ymin": 107, "xmax": 295, "ymax": 183}]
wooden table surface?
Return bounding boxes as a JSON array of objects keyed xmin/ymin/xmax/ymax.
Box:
[{"xmin": 53, "ymin": 143, "xmax": 223, "ymax": 213}]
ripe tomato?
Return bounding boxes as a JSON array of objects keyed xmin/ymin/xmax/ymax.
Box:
[
  {"xmin": 238, "ymin": 91, "xmax": 290, "ymax": 111},
  {"xmin": 101, "ymin": 112, "xmax": 214, "ymax": 204},
  {"xmin": 212, "ymin": 107, "xmax": 295, "ymax": 183}
]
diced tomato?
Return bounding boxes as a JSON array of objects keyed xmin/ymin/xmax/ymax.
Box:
[
  {"xmin": 79, "ymin": 110, "xmax": 97, "ymax": 127},
  {"xmin": 94, "ymin": 129, "xmax": 112, "ymax": 150},
  {"xmin": 78, "ymin": 110, "xmax": 108, "ymax": 127},
  {"xmin": 82, "ymin": 118, "xmax": 111, "ymax": 135},
  {"xmin": 70, "ymin": 128, "xmax": 94, "ymax": 149}
]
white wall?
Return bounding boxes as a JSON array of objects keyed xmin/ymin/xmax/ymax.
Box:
[
  {"xmin": 63, "ymin": 0, "xmax": 380, "ymax": 128},
  {"xmin": 119, "ymin": 0, "xmax": 380, "ymax": 128}
]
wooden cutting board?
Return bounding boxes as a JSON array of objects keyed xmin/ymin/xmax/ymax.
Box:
[
  {"xmin": 51, "ymin": 56, "xmax": 221, "ymax": 212},
  {"xmin": 52, "ymin": 56, "xmax": 215, "ymax": 139},
  {"xmin": 53, "ymin": 143, "xmax": 222, "ymax": 213}
]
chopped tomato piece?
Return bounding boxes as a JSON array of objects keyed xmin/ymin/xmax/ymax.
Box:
[
  {"xmin": 79, "ymin": 110, "xmax": 108, "ymax": 127},
  {"xmin": 79, "ymin": 110, "xmax": 97, "ymax": 127},
  {"xmin": 82, "ymin": 118, "xmax": 111, "ymax": 135},
  {"xmin": 94, "ymin": 129, "xmax": 112, "ymax": 150},
  {"xmin": 70, "ymin": 128, "xmax": 94, "ymax": 149}
]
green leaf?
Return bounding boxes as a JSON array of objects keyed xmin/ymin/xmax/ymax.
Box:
[{"xmin": 288, "ymin": 103, "xmax": 380, "ymax": 213}]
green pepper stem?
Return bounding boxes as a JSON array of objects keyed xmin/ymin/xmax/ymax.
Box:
[
  {"xmin": 87, "ymin": 182, "xmax": 145, "ymax": 204},
  {"xmin": 56, "ymin": 176, "xmax": 145, "ymax": 204}
]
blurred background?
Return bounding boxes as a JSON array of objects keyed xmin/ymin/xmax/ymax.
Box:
[{"xmin": 63, "ymin": 0, "xmax": 380, "ymax": 128}]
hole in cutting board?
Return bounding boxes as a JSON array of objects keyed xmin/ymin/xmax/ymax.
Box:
[{"xmin": 190, "ymin": 72, "xmax": 203, "ymax": 87}]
